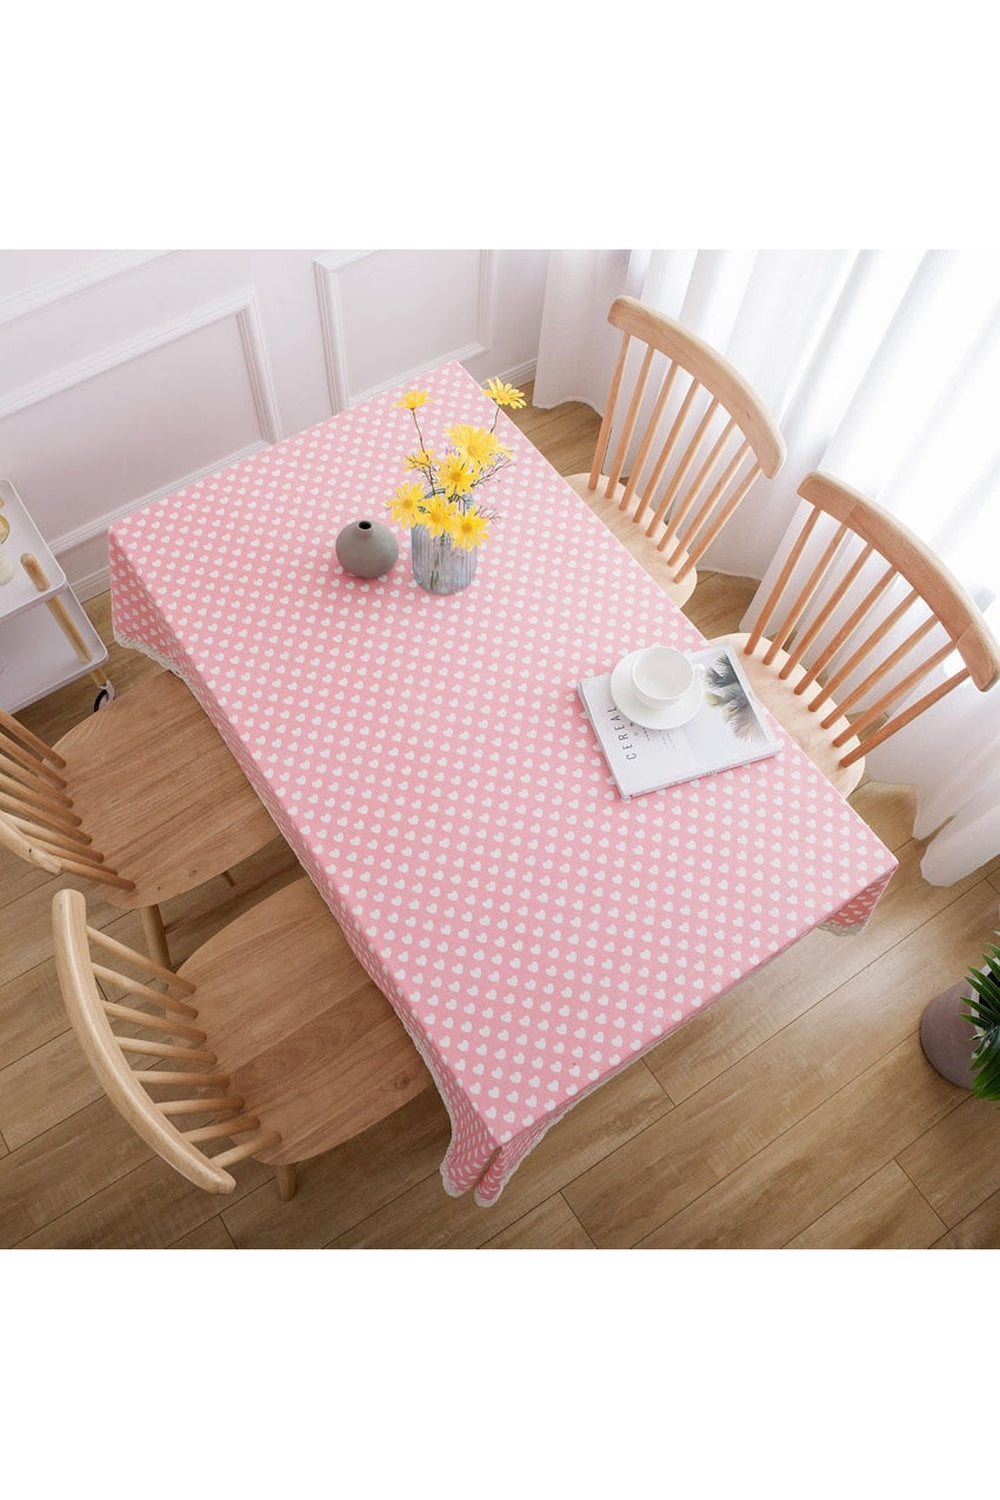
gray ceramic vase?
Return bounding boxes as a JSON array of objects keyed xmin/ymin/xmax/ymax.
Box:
[
  {"xmin": 919, "ymin": 980, "xmax": 977, "ymax": 1088},
  {"xmin": 335, "ymin": 519, "xmax": 399, "ymax": 579}
]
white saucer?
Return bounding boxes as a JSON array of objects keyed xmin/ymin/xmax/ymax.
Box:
[{"xmin": 610, "ymin": 649, "xmax": 704, "ymax": 729}]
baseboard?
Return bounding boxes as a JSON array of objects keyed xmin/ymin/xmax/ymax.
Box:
[
  {"xmin": 73, "ymin": 566, "xmax": 112, "ymax": 603},
  {"xmin": 501, "ymin": 358, "xmax": 536, "ymax": 387}
]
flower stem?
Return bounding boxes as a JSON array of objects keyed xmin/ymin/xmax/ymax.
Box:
[{"xmin": 410, "ymin": 408, "xmax": 436, "ymax": 489}]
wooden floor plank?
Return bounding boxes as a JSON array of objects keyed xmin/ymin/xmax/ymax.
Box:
[
  {"xmin": 0, "ymin": 1099, "xmax": 153, "ymax": 1246},
  {"xmin": 848, "ymin": 783, "xmax": 920, "ymax": 854},
  {"xmin": 508, "ymin": 386, "xmax": 600, "ymax": 478},
  {"xmin": 646, "ymin": 839, "xmax": 988, "ymax": 1106},
  {"xmin": 932, "ymin": 1188, "xmax": 1000, "ymax": 1248},
  {"xmin": 0, "ymin": 950, "xmax": 73, "ymax": 1073},
  {"xmin": 0, "ymin": 854, "xmax": 53, "ymax": 913},
  {"xmin": 333, "ymin": 1061, "xmax": 672, "ymax": 1249},
  {"xmin": 0, "ymin": 1027, "xmax": 102, "ymax": 1152},
  {"xmin": 481, "ymin": 1193, "xmax": 595, "ymax": 1249},
  {"xmin": 563, "ymin": 880, "xmax": 997, "ymax": 1247},
  {"xmin": 785, "ymin": 1162, "xmax": 947, "ymax": 1249},
  {"xmin": 680, "ymin": 573, "xmax": 757, "ymax": 642},
  {"xmin": 0, "ymin": 900, "xmax": 149, "ymax": 1080},
  {"xmin": 897, "ymin": 1094, "xmax": 1000, "ymax": 1228},
  {"xmin": 637, "ymin": 1040, "xmax": 961, "ymax": 1249},
  {"xmin": 170, "ymin": 1216, "xmax": 237, "ymax": 1249},
  {"xmin": 0, "ymin": 870, "xmax": 117, "ymax": 990},
  {"xmin": 18, "ymin": 1153, "xmax": 270, "ymax": 1249}
]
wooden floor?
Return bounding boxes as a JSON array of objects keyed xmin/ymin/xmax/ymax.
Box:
[{"xmin": 3, "ymin": 388, "xmax": 1000, "ymax": 1251}]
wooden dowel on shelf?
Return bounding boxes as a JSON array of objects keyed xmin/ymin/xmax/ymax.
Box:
[
  {"xmin": 19, "ymin": 552, "xmax": 51, "ymax": 592},
  {"xmin": 20, "ymin": 553, "xmax": 95, "ymax": 665}
]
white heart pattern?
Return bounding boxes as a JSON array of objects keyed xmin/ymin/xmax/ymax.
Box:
[{"xmin": 108, "ymin": 361, "xmax": 898, "ymax": 1206}]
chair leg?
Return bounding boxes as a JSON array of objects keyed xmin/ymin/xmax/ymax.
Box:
[
  {"xmin": 276, "ymin": 1164, "xmax": 297, "ymax": 1202},
  {"xmin": 139, "ymin": 904, "xmax": 171, "ymax": 968}
]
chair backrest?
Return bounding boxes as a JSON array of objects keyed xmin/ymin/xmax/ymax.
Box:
[
  {"xmin": 52, "ymin": 887, "xmax": 281, "ymax": 1194},
  {"xmin": 0, "ymin": 708, "xmax": 133, "ymax": 891},
  {"xmin": 588, "ymin": 296, "xmax": 786, "ymax": 584},
  {"xmin": 743, "ymin": 470, "xmax": 1000, "ymax": 771}
]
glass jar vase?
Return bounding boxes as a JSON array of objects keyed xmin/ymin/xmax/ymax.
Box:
[{"xmin": 409, "ymin": 524, "xmax": 478, "ymax": 595}]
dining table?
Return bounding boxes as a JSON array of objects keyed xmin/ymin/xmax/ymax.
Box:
[{"xmin": 107, "ymin": 360, "xmax": 898, "ymax": 1205}]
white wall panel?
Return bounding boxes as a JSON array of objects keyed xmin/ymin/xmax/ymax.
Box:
[
  {"xmin": 0, "ymin": 250, "xmax": 125, "ymax": 304},
  {"xmin": 317, "ymin": 249, "xmax": 493, "ymax": 406},
  {"xmin": 0, "ymin": 248, "xmax": 548, "ymax": 597},
  {"xmin": 0, "ymin": 297, "xmax": 276, "ymax": 544}
]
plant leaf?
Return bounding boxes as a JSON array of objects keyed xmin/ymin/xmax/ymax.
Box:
[{"xmin": 964, "ymin": 935, "xmax": 1000, "ymax": 1101}]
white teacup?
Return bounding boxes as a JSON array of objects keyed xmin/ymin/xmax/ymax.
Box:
[{"xmin": 630, "ymin": 646, "xmax": 701, "ymax": 710}]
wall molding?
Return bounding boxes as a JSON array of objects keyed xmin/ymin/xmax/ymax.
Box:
[
  {"xmin": 501, "ymin": 358, "xmax": 537, "ymax": 388},
  {"xmin": 52, "ymin": 437, "xmax": 271, "ymax": 586},
  {"xmin": 0, "ymin": 287, "xmax": 283, "ymax": 441},
  {"xmin": 61, "ymin": 354, "xmax": 539, "ymax": 601},
  {"xmin": 233, "ymin": 293, "xmax": 283, "ymax": 443},
  {"xmin": 60, "ymin": 356, "xmax": 539, "ymax": 600},
  {"xmin": 314, "ymin": 249, "xmax": 497, "ymax": 410},
  {"xmin": 70, "ymin": 568, "xmax": 115, "ymax": 603},
  {"xmin": 0, "ymin": 250, "xmax": 175, "ymax": 328}
]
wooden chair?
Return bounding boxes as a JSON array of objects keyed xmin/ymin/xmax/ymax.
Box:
[
  {"xmin": 52, "ymin": 877, "xmax": 433, "ymax": 1200},
  {"xmin": 710, "ymin": 471, "xmax": 1000, "ymax": 797},
  {"xmin": 566, "ymin": 295, "xmax": 786, "ymax": 607},
  {"xmin": 0, "ymin": 671, "xmax": 279, "ymax": 965}
]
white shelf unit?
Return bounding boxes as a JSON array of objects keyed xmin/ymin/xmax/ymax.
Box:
[{"xmin": 0, "ymin": 478, "xmax": 111, "ymax": 713}]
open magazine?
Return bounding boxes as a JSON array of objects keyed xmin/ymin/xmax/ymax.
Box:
[{"xmin": 578, "ymin": 643, "xmax": 782, "ymax": 799}]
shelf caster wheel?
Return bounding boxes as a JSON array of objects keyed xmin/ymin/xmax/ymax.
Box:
[{"xmin": 93, "ymin": 682, "xmax": 116, "ymax": 712}]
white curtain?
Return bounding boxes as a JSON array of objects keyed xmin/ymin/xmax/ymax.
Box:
[{"xmin": 533, "ymin": 249, "xmax": 1000, "ymax": 884}]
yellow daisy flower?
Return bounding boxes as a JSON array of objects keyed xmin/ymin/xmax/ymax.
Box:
[
  {"xmin": 386, "ymin": 481, "xmax": 425, "ymax": 527},
  {"xmin": 394, "ymin": 389, "xmax": 430, "ymax": 410},
  {"xmin": 484, "ymin": 377, "xmax": 526, "ymax": 410},
  {"xmin": 404, "ymin": 448, "xmax": 436, "ymax": 472},
  {"xmin": 421, "ymin": 494, "xmax": 457, "ymax": 539},
  {"xmin": 446, "ymin": 424, "xmax": 505, "ymax": 468},
  {"xmin": 437, "ymin": 452, "xmax": 477, "ymax": 499},
  {"xmin": 450, "ymin": 505, "xmax": 490, "ymax": 551}
]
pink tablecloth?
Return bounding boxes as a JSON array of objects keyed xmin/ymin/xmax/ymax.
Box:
[{"xmin": 108, "ymin": 361, "xmax": 897, "ymax": 1204}]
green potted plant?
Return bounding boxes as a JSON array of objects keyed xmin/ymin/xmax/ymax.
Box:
[
  {"xmin": 963, "ymin": 937, "xmax": 1000, "ymax": 1100},
  {"xmin": 920, "ymin": 931, "xmax": 1000, "ymax": 1099}
]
